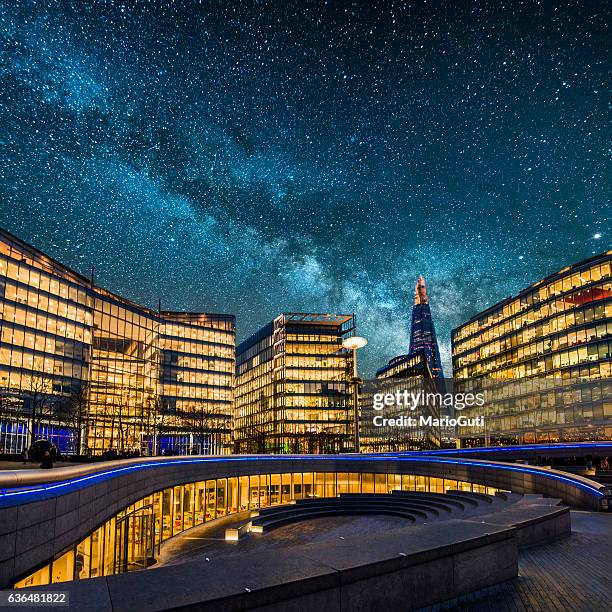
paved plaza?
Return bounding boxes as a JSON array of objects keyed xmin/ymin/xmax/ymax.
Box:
[
  {"xmin": 157, "ymin": 509, "xmax": 612, "ymax": 611},
  {"xmin": 440, "ymin": 511, "xmax": 612, "ymax": 611}
]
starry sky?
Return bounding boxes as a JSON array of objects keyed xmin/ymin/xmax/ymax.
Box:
[{"xmin": 0, "ymin": 1, "xmax": 609, "ymax": 376}]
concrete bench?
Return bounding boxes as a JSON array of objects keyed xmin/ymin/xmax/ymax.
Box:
[
  {"xmin": 250, "ymin": 506, "xmax": 418, "ymax": 534},
  {"xmin": 336, "ymin": 493, "xmax": 456, "ymax": 515},
  {"xmin": 258, "ymin": 498, "xmax": 444, "ymax": 518},
  {"xmin": 253, "ymin": 501, "xmax": 428, "ymax": 520},
  {"xmin": 445, "ymin": 489, "xmax": 495, "ymax": 503},
  {"xmin": 390, "ymin": 490, "xmax": 477, "ymax": 510}
]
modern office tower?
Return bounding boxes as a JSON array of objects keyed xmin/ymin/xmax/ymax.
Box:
[
  {"xmin": 360, "ymin": 350, "xmax": 441, "ymax": 451},
  {"xmin": 0, "ymin": 227, "xmax": 235, "ymax": 456},
  {"xmin": 410, "ymin": 275, "xmax": 444, "ymax": 379},
  {"xmin": 158, "ymin": 312, "xmax": 235, "ymax": 454},
  {"xmin": 0, "ymin": 231, "xmax": 92, "ymax": 454},
  {"xmin": 235, "ymin": 313, "xmax": 355, "ymax": 453},
  {"xmin": 452, "ymin": 251, "xmax": 612, "ymax": 446}
]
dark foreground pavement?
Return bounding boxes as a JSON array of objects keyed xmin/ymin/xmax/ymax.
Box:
[{"xmin": 435, "ymin": 511, "xmax": 612, "ymax": 611}]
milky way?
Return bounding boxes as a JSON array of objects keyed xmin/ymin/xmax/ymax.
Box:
[{"xmin": 0, "ymin": 1, "xmax": 609, "ymax": 375}]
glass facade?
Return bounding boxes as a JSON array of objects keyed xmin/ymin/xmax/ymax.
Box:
[
  {"xmin": 88, "ymin": 290, "xmax": 160, "ymax": 454},
  {"xmin": 13, "ymin": 469, "xmax": 506, "ymax": 588},
  {"xmin": 452, "ymin": 251, "xmax": 612, "ymax": 445},
  {"xmin": 235, "ymin": 314, "xmax": 355, "ymax": 453},
  {"xmin": 361, "ymin": 350, "xmax": 441, "ymax": 452},
  {"xmin": 410, "ymin": 276, "xmax": 444, "ymax": 379},
  {"xmin": 0, "ymin": 228, "xmax": 235, "ymax": 455},
  {"xmin": 158, "ymin": 312, "xmax": 235, "ymax": 454}
]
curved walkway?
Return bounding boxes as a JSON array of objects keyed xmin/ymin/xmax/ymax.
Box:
[
  {"xmin": 1, "ymin": 454, "xmax": 606, "ymax": 509},
  {"xmin": 414, "ymin": 441, "xmax": 612, "ymax": 462}
]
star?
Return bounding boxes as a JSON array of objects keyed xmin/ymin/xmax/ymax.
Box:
[{"xmin": 0, "ymin": 1, "xmax": 608, "ymax": 375}]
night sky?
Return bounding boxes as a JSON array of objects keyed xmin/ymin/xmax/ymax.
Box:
[{"xmin": 0, "ymin": 1, "xmax": 609, "ymax": 376}]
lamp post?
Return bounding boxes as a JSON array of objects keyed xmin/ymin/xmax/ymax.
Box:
[{"xmin": 342, "ymin": 336, "xmax": 367, "ymax": 453}]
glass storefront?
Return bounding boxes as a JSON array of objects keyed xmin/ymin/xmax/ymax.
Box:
[{"xmin": 13, "ymin": 470, "xmax": 506, "ymax": 589}]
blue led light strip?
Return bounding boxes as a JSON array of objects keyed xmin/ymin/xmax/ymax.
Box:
[
  {"xmin": 413, "ymin": 442, "xmax": 612, "ymax": 455},
  {"xmin": 386, "ymin": 455, "xmax": 605, "ymax": 496},
  {"xmin": 0, "ymin": 453, "xmax": 605, "ymax": 500}
]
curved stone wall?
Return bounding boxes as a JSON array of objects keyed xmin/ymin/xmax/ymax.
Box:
[{"xmin": 0, "ymin": 453, "xmax": 608, "ymax": 588}]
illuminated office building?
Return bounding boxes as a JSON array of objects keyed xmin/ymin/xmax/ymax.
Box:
[
  {"xmin": 158, "ymin": 312, "xmax": 234, "ymax": 454},
  {"xmin": 0, "ymin": 227, "xmax": 235, "ymax": 455},
  {"xmin": 235, "ymin": 313, "xmax": 355, "ymax": 453},
  {"xmin": 375, "ymin": 351, "xmax": 432, "ymax": 381},
  {"xmin": 361, "ymin": 350, "xmax": 441, "ymax": 452},
  {"xmin": 452, "ymin": 251, "xmax": 612, "ymax": 446}
]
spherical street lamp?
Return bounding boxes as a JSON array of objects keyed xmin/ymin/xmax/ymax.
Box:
[
  {"xmin": 342, "ymin": 336, "xmax": 368, "ymax": 351},
  {"xmin": 342, "ymin": 336, "xmax": 368, "ymax": 453}
]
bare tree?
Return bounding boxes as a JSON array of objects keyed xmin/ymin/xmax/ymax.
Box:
[
  {"xmin": 0, "ymin": 393, "xmax": 27, "ymax": 454},
  {"xmin": 186, "ymin": 406, "xmax": 231, "ymax": 455},
  {"xmin": 235, "ymin": 392, "xmax": 275, "ymax": 454},
  {"xmin": 113, "ymin": 395, "xmax": 131, "ymax": 454},
  {"xmin": 105, "ymin": 400, "xmax": 117, "ymax": 451},
  {"xmin": 149, "ymin": 397, "xmax": 172, "ymax": 455},
  {"xmin": 0, "ymin": 393, "xmax": 17, "ymax": 429},
  {"xmin": 288, "ymin": 428, "xmax": 346, "ymax": 455},
  {"xmin": 318, "ymin": 431, "xmax": 347, "ymax": 454},
  {"xmin": 237, "ymin": 419, "xmax": 270, "ymax": 454},
  {"xmin": 56, "ymin": 385, "xmax": 89, "ymax": 455},
  {"xmin": 103, "ymin": 395, "xmax": 130, "ymax": 453},
  {"xmin": 288, "ymin": 435, "xmax": 302, "ymax": 454},
  {"xmin": 142, "ymin": 395, "xmax": 163, "ymax": 455},
  {"xmin": 25, "ymin": 376, "xmax": 56, "ymax": 449}
]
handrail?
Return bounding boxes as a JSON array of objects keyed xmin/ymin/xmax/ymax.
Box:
[{"xmin": 408, "ymin": 441, "xmax": 612, "ymax": 457}]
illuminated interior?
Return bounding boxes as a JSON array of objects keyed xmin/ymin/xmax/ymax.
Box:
[
  {"xmin": 235, "ymin": 314, "xmax": 355, "ymax": 453},
  {"xmin": 0, "ymin": 228, "xmax": 235, "ymax": 455},
  {"xmin": 452, "ymin": 252, "xmax": 612, "ymax": 445},
  {"xmin": 13, "ymin": 469, "xmax": 507, "ymax": 588}
]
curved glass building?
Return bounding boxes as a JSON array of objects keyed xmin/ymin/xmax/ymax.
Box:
[{"xmin": 0, "ymin": 227, "xmax": 235, "ymax": 455}]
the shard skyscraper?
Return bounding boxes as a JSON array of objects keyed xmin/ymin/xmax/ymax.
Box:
[{"xmin": 409, "ymin": 275, "xmax": 444, "ymax": 380}]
